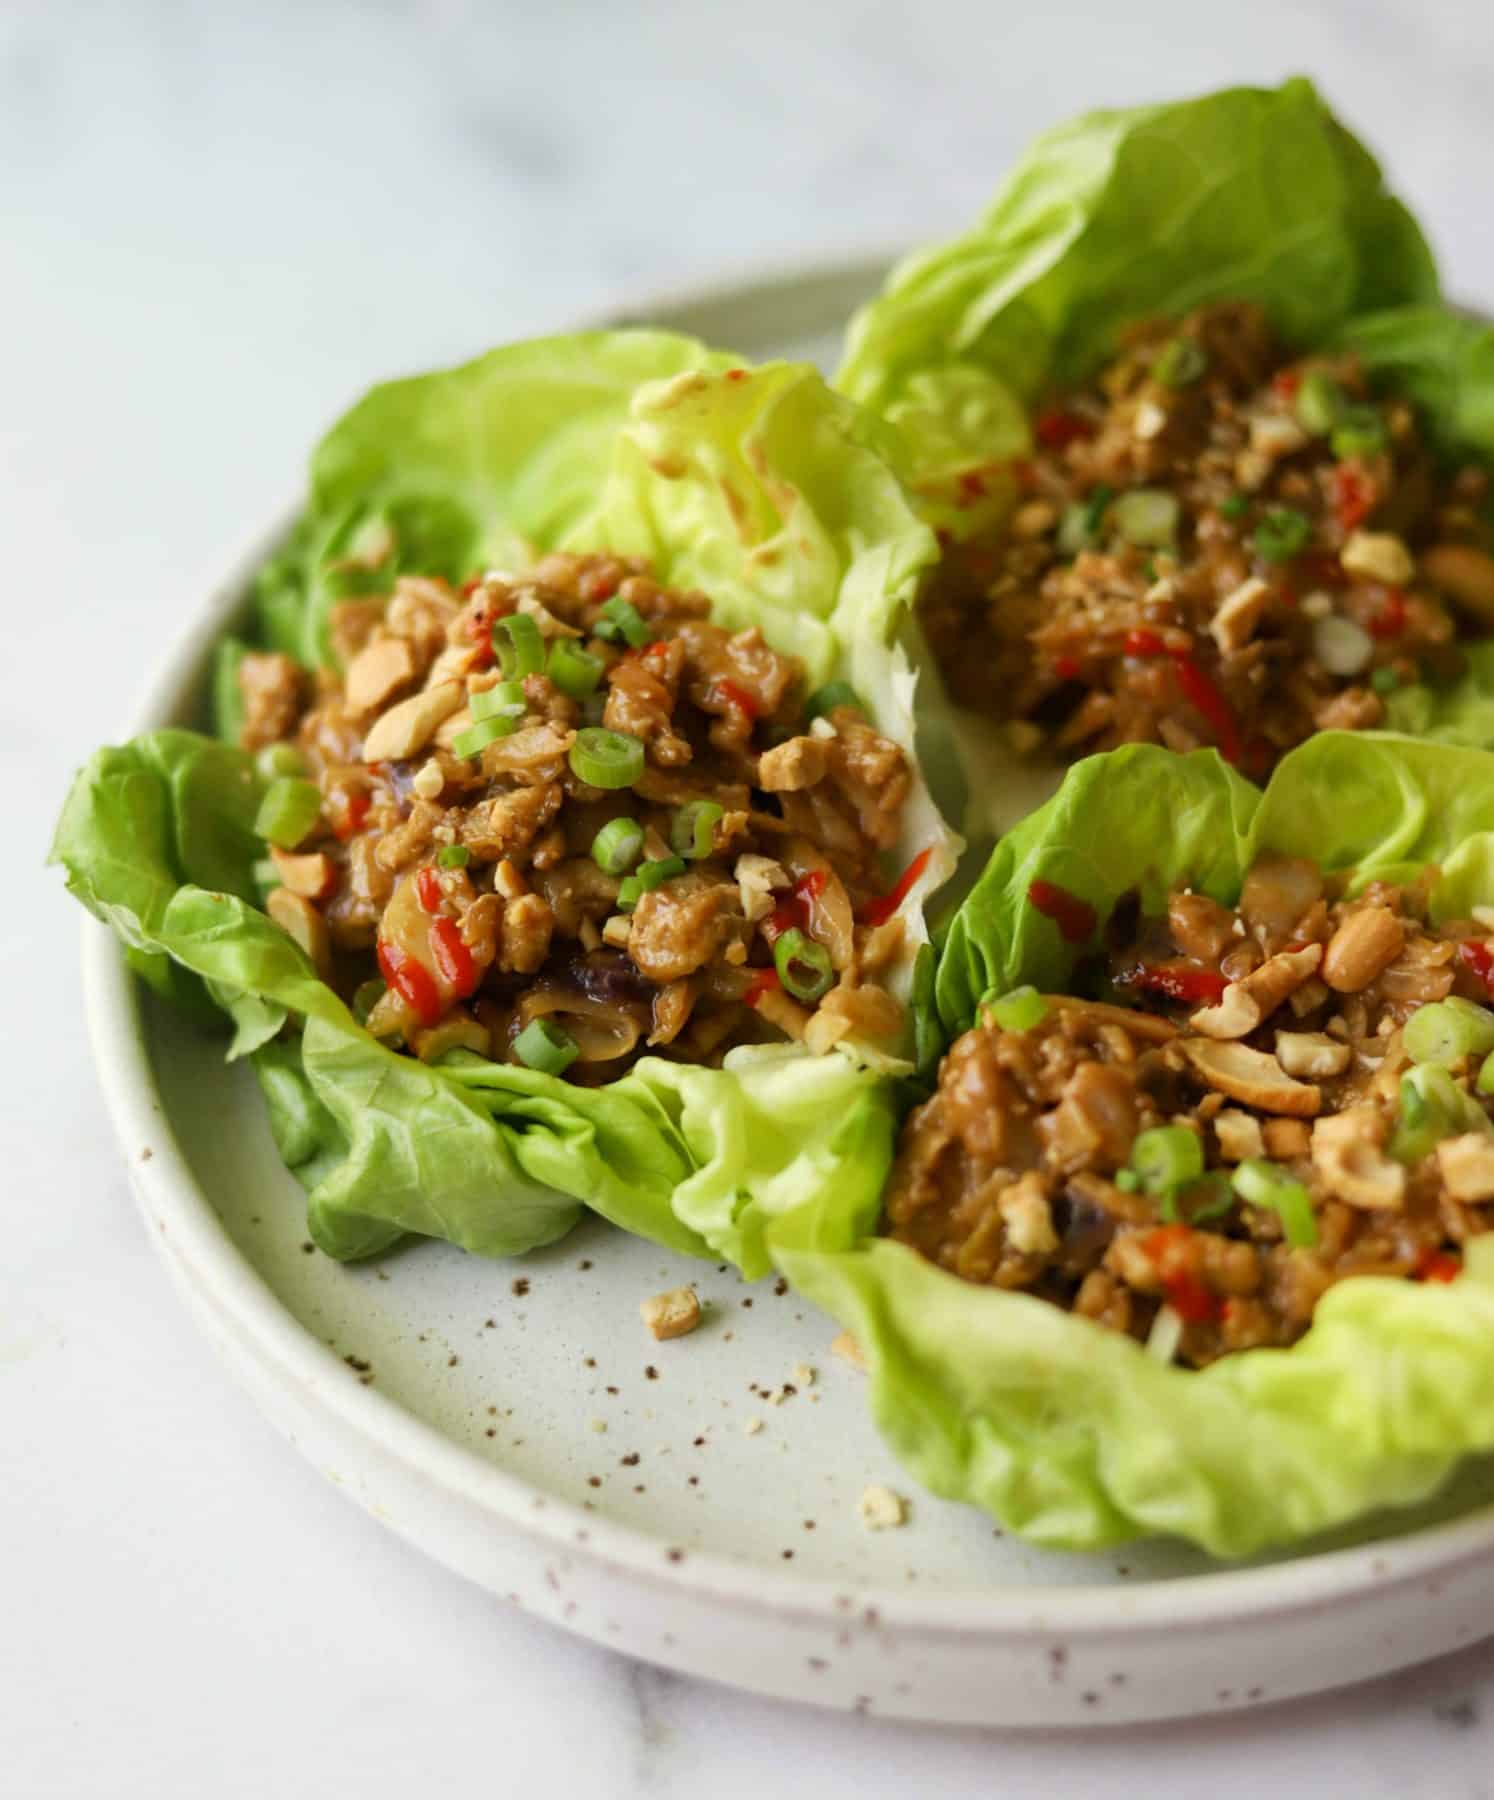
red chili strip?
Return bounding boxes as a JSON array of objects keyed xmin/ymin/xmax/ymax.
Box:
[
  {"xmin": 861, "ymin": 847, "xmax": 934, "ymax": 928},
  {"xmin": 1116, "ymin": 960, "xmax": 1228, "ymax": 1006},
  {"xmin": 429, "ymin": 916, "xmax": 478, "ymax": 998},
  {"xmin": 712, "ymin": 679, "xmax": 760, "ymax": 721},
  {"xmin": 744, "ymin": 968, "xmax": 781, "ymax": 1008},
  {"xmin": 1034, "ymin": 409, "xmax": 1094, "ymax": 450},
  {"xmin": 1368, "ymin": 588, "xmax": 1408, "ymax": 639},
  {"xmin": 415, "ymin": 867, "xmax": 443, "ymax": 914},
  {"xmin": 1271, "ymin": 370, "xmax": 1302, "ymax": 401},
  {"xmin": 1026, "ymin": 878, "xmax": 1096, "ymax": 944},
  {"xmin": 1171, "ymin": 653, "xmax": 1241, "ymax": 766},
  {"xmin": 1415, "ymin": 1248, "xmax": 1462, "ymax": 1284},
  {"xmin": 1052, "ymin": 654, "xmax": 1082, "ymax": 681},
  {"xmin": 1458, "ymin": 939, "xmax": 1494, "ymax": 996},
  {"xmin": 1123, "ymin": 628, "xmax": 1167, "ymax": 658},
  {"xmin": 331, "ymin": 788, "xmax": 371, "ymax": 842},
  {"xmin": 1145, "ymin": 1225, "xmax": 1220, "ymax": 1324},
  {"xmin": 761, "ymin": 899, "xmax": 804, "ymax": 946},
  {"xmin": 1332, "ymin": 462, "xmax": 1375, "ymax": 532},
  {"xmin": 376, "ymin": 940, "xmax": 442, "ymax": 1028}
]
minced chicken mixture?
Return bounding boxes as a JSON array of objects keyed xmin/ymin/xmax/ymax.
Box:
[
  {"xmin": 238, "ymin": 552, "xmax": 925, "ymax": 1080},
  {"xmin": 887, "ymin": 856, "xmax": 1494, "ymax": 1366},
  {"xmin": 922, "ymin": 301, "xmax": 1494, "ymax": 774}
]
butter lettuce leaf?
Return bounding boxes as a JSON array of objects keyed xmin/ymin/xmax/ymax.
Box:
[
  {"xmin": 55, "ymin": 333, "xmax": 960, "ymax": 1269},
  {"xmin": 772, "ymin": 734, "xmax": 1494, "ymax": 1554}
]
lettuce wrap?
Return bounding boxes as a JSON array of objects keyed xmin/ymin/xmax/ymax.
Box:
[
  {"xmin": 836, "ymin": 78, "xmax": 1494, "ymax": 760},
  {"xmin": 54, "ymin": 333, "xmax": 961, "ymax": 1273},
  {"xmin": 771, "ymin": 733, "xmax": 1494, "ymax": 1554}
]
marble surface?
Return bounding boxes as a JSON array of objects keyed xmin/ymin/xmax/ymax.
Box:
[{"xmin": 9, "ymin": 1, "xmax": 1494, "ymax": 1793}]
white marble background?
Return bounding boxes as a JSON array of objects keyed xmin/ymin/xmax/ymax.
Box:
[{"xmin": 8, "ymin": 1, "xmax": 1494, "ymax": 1794}]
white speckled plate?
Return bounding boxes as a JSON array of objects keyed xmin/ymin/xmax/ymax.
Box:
[{"xmin": 84, "ymin": 256, "xmax": 1494, "ymax": 1726}]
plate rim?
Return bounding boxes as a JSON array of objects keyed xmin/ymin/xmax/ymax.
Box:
[{"xmin": 79, "ymin": 249, "xmax": 1494, "ymax": 1644}]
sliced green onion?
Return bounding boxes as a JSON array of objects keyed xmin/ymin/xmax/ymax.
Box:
[
  {"xmin": 252, "ymin": 856, "xmax": 281, "ymax": 896},
  {"xmin": 1252, "ymin": 506, "xmax": 1312, "ymax": 564},
  {"xmin": 616, "ymin": 875, "xmax": 642, "ymax": 913},
  {"xmin": 1113, "ymin": 488, "xmax": 1180, "ymax": 548},
  {"xmin": 1218, "ymin": 493, "xmax": 1250, "ymax": 521},
  {"xmin": 352, "ymin": 978, "xmax": 386, "ymax": 1023},
  {"xmin": 492, "ymin": 612, "xmax": 544, "ymax": 678},
  {"xmin": 1388, "ymin": 1066, "xmax": 1491, "ymax": 1162},
  {"xmin": 1295, "ymin": 371, "xmax": 1344, "ymax": 436},
  {"xmin": 1114, "ymin": 1168, "xmax": 1142, "ymax": 1193},
  {"xmin": 984, "ymin": 985, "xmax": 1048, "ymax": 1033},
  {"xmin": 671, "ymin": 800, "xmax": 724, "ymax": 861},
  {"xmin": 1152, "ymin": 337, "xmax": 1207, "ymax": 388},
  {"xmin": 1331, "ymin": 405, "xmax": 1387, "ymax": 461},
  {"xmin": 470, "ymin": 678, "xmax": 528, "ymax": 723},
  {"xmin": 546, "ymin": 638, "xmax": 605, "ymax": 700},
  {"xmin": 255, "ymin": 742, "xmax": 305, "ymax": 779},
  {"xmin": 1182, "ymin": 1173, "xmax": 1236, "ymax": 1225},
  {"xmin": 1371, "ymin": 666, "xmax": 1401, "ymax": 696},
  {"xmin": 635, "ymin": 855, "xmax": 686, "ymax": 892},
  {"xmin": 594, "ymin": 596, "xmax": 651, "ymax": 649},
  {"xmin": 254, "ymin": 777, "xmax": 322, "ymax": 848},
  {"xmin": 452, "ymin": 715, "xmax": 519, "ymax": 759},
  {"xmin": 1129, "ymin": 1125, "xmax": 1204, "ymax": 1198},
  {"xmin": 436, "ymin": 844, "xmax": 471, "ymax": 870},
  {"xmin": 569, "ymin": 726, "xmax": 645, "ymax": 789},
  {"xmin": 1479, "ymin": 1054, "xmax": 1494, "ymax": 1097},
  {"xmin": 773, "ymin": 927, "xmax": 834, "ymax": 1003},
  {"xmin": 513, "ymin": 1018, "xmax": 580, "ymax": 1075},
  {"xmin": 805, "ymin": 680, "xmax": 866, "ymax": 721},
  {"xmin": 1404, "ymin": 996, "xmax": 1494, "ymax": 1068},
  {"xmin": 1057, "ymin": 485, "xmax": 1113, "ymax": 556},
  {"xmin": 591, "ymin": 816, "xmax": 644, "ymax": 876},
  {"xmin": 1231, "ymin": 1159, "xmax": 1318, "ymax": 1248}
]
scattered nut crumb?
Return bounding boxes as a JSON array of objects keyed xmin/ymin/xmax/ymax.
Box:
[
  {"xmin": 793, "ymin": 1363, "xmax": 816, "ymax": 1389},
  {"xmin": 641, "ymin": 1286, "xmax": 702, "ymax": 1341},
  {"xmin": 857, "ymin": 1485, "xmax": 907, "ymax": 1532},
  {"xmin": 831, "ymin": 1331, "xmax": 867, "ymax": 1371},
  {"xmin": 588, "ymin": 1418, "xmax": 607, "ymax": 1434},
  {"xmin": 744, "ymin": 1417, "xmax": 764, "ymax": 1437}
]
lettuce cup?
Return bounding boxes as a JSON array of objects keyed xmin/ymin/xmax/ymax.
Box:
[
  {"xmin": 837, "ymin": 80, "xmax": 1494, "ymax": 814},
  {"xmin": 53, "ymin": 334, "xmax": 961, "ymax": 1272},
  {"xmin": 771, "ymin": 734, "xmax": 1494, "ymax": 1554}
]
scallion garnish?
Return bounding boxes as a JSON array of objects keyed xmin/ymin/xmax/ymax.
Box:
[
  {"xmin": 254, "ymin": 777, "xmax": 322, "ymax": 849},
  {"xmin": 451, "ymin": 715, "xmax": 518, "ymax": 759},
  {"xmin": 470, "ymin": 679, "xmax": 527, "ymax": 723},
  {"xmin": 1218, "ymin": 493, "xmax": 1249, "ymax": 520},
  {"xmin": 256, "ymin": 742, "xmax": 306, "ymax": 780},
  {"xmin": 1113, "ymin": 488, "xmax": 1180, "ymax": 548},
  {"xmin": 1331, "ymin": 405, "xmax": 1387, "ymax": 461},
  {"xmin": 492, "ymin": 612, "xmax": 544, "ymax": 678},
  {"xmin": 616, "ymin": 875, "xmax": 642, "ymax": 913},
  {"xmin": 1371, "ymin": 666, "xmax": 1401, "ymax": 695},
  {"xmin": 591, "ymin": 816, "xmax": 645, "ymax": 876},
  {"xmin": 671, "ymin": 800, "xmax": 724, "ymax": 861},
  {"xmin": 773, "ymin": 927, "xmax": 834, "ymax": 1003},
  {"xmin": 1404, "ymin": 997, "xmax": 1494, "ymax": 1068},
  {"xmin": 983, "ymin": 985, "xmax": 1048, "ymax": 1033},
  {"xmin": 1152, "ymin": 337, "xmax": 1207, "ymax": 388},
  {"xmin": 513, "ymin": 1018, "xmax": 581, "ymax": 1076},
  {"xmin": 252, "ymin": 857, "xmax": 281, "ymax": 895},
  {"xmin": 546, "ymin": 638, "xmax": 605, "ymax": 700},
  {"xmin": 1294, "ymin": 371, "xmax": 1344, "ymax": 436},
  {"xmin": 594, "ymin": 596, "xmax": 651, "ymax": 649},
  {"xmin": 1057, "ymin": 485, "xmax": 1113, "ymax": 556},
  {"xmin": 1128, "ymin": 1125, "xmax": 1204, "ymax": 1198},
  {"xmin": 1231, "ymin": 1159, "xmax": 1318, "ymax": 1249},
  {"xmin": 635, "ymin": 855, "xmax": 685, "ymax": 892},
  {"xmin": 804, "ymin": 680, "xmax": 865, "ymax": 721},
  {"xmin": 1251, "ymin": 506, "xmax": 1311, "ymax": 564},
  {"xmin": 436, "ymin": 844, "xmax": 471, "ymax": 870},
  {"xmin": 569, "ymin": 726, "xmax": 645, "ymax": 789}
]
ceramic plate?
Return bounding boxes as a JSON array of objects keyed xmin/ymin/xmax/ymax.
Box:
[{"xmin": 83, "ymin": 256, "xmax": 1494, "ymax": 1726}]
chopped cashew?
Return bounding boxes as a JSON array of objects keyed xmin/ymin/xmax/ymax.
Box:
[
  {"xmin": 857, "ymin": 1486, "xmax": 907, "ymax": 1532},
  {"xmin": 344, "ymin": 635, "xmax": 416, "ymax": 717},
  {"xmin": 1310, "ymin": 1108, "xmax": 1406, "ymax": 1209},
  {"xmin": 362, "ymin": 680, "xmax": 465, "ymax": 763},
  {"xmin": 998, "ymin": 1172, "xmax": 1058, "ymax": 1255},
  {"xmin": 1421, "ymin": 544, "xmax": 1494, "ymax": 627},
  {"xmin": 1213, "ymin": 1109, "xmax": 1265, "ymax": 1163},
  {"xmin": 640, "ymin": 1287, "xmax": 702, "ymax": 1341},
  {"xmin": 268, "ymin": 847, "xmax": 335, "ymax": 901},
  {"xmin": 1263, "ymin": 1117, "xmax": 1312, "ymax": 1161},
  {"xmin": 1181, "ymin": 1038, "xmax": 1322, "ymax": 1116},
  {"xmin": 1274, "ymin": 1031, "xmax": 1353, "ymax": 1079},
  {"xmin": 1437, "ymin": 1133, "xmax": 1494, "ymax": 1203},
  {"xmin": 756, "ymin": 735, "xmax": 830, "ymax": 792},
  {"xmin": 266, "ymin": 887, "xmax": 332, "ymax": 982},
  {"xmin": 1340, "ymin": 530, "xmax": 1414, "ymax": 585},
  {"xmin": 831, "ymin": 1330, "xmax": 867, "ymax": 1371},
  {"xmin": 734, "ymin": 853, "xmax": 790, "ymax": 923},
  {"xmin": 1190, "ymin": 944, "xmax": 1323, "ymax": 1040},
  {"xmin": 1210, "ymin": 577, "xmax": 1271, "ymax": 653}
]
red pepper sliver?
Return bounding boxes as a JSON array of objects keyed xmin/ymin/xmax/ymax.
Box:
[
  {"xmin": 331, "ymin": 788, "xmax": 371, "ymax": 842},
  {"xmin": 429, "ymin": 915, "xmax": 478, "ymax": 998},
  {"xmin": 762, "ymin": 900, "xmax": 804, "ymax": 945},
  {"xmin": 1026, "ymin": 878, "xmax": 1096, "ymax": 944},
  {"xmin": 1332, "ymin": 462, "xmax": 1375, "ymax": 532},
  {"xmin": 1271, "ymin": 369, "xmax": 1302, "ymax": 401},
  {"xmin": 1368, "ymin": 588, "xmax": 1407, "ymax": 639},
  {"xmin": 1116, "ymin": 961, "xmax": 1227, "ymax": 1006},
  {"xmin": 1034, "ymin": 409, "xmax": 1093, "ymax": 450},
  {"xmin": 376, "ymin": 940, "xmax": 443, "ymax": 1028},
  {"xmin": 1458, "ymin": 938, "xmax": 1494, "ymax": 996},
  {"xmin": 1171, "ymin": 652, "xmax": 1241, "ymax": 765},
  {"xmin": 1145, "ymin": 1225, "xmax": 1220, "ymax": 1324},
  {"xmin": 1053, "ymin": 655, "xmax": 1082, "ymax": 681},
  {"xmin": 712, "ymin": 679, "xmax": 760, "ymax": 720},
  {"xmin": 1123, "ymin": 628, "xmax": 1167, "ymax": 658},
  {"xmin": 415, "ymin": 867, "xmax": 443, "ymax": 914},
  {"xmin": 795, "ymin": 869, "xmax": 827, "ymax": 905},
  {"xmin": 1415, "ymin": 1248, "xmax": 1462, "ymax": 1284},
  {"xmin": 861, "ymin": 846, "xmax": 934, "ymax": 928},
  {"xmin": 744, "ymin": 968, "xmax": 780, "ymax": 1008}
]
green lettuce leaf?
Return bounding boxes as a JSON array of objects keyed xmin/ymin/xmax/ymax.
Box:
[
  {"xmin": 771, "ymin": 733, "xmax": 1494, "ymax": 1554},
  {"xmin": 837, "ymin": 79, "xmax": 1436, "ymax": 526},
  {"xmin": 55, "ymin": 334, "xmax": 962, "ymax": 1269}
]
